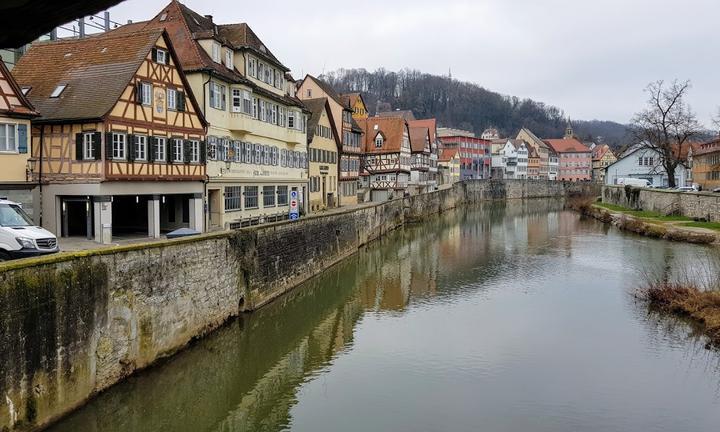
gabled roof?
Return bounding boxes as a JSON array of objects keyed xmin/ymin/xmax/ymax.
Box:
[
  {"xmin": 592, "ymin": 144, "xmax": 613, "ymax": 160},
  {"xmin": 409, "ymin": 119, "xmax": 438, "ymax": 142},
  {"xmin": 217, "ymin": 23, "xmax": 287, "ymax": 71},
  {"xmin": 544, "ymin": 138, "xmax": 591, "ymax": 154},
  {"xmin": 0, "ymin": 60, "xmax": 38, "ymax": 118},
  {"xmin": 507, "ymin": 139, "xmax": 526, "ymax": 150},
  {"xmin": 300, "ymin": 74, "xmax": 350, "ymax": 111},
  {"xmin": 303, "ymin": 97, "xmax": 339, "ymax": 148},
  {"xmin": 517, "ymin": 127, "xmax": 548, "ymax": 149},
  {"xmin": 120, "ymin": 1, "xmax": 303, "ymax": 109},
  {"xmin": 357, "ymin": 117, "xmax": 408, "ymax": 154},
  {"xmin": 341, "ymin": 92, "xmax": 366, "ymax": 110},
  {"xmin": 439, "ymin": 148, "xmax": 459, "ymax": 162},
  {"xmin": 377, "ymin": 110, "xmax": 416, "ymax": 121},
  {"xmin": 409, "ymin": 126, "xmax": 430, "ymax": 153},
  {"xmin": 12, "ymin": 29, "xmax": 192, "ymax": 123}
]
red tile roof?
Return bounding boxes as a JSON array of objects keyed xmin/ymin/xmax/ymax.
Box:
[
  {"xmin": 409, "ymin": 126, "xmax": 430, "ymax": 153},
  {"xmin": 0, "ymin": 60, "xmax": 38, "ymax": 117},
  {"xmin": 408, "ymin": 118, "xmax": 437, "ymax": 142},
  {"xmin": 13, "ymin": 29, "xmax": 168, "ymax": 122},
  {"xmin": 356, "ymin": 117, "xmax": 408, "ymax": 154},
  {"xmin": 543, "ymin": 138, "xmax": 591, "ymax": 154},
  {"xmin": 439, "ymin": 148, "xmax": 459, "ymax": 162}
]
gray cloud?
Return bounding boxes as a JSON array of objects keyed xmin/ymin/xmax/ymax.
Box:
[{"xmin": 107, "ymin": 0, "xmax": 720, "ymax": 126}]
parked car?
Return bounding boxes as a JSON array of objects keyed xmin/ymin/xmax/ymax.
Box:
[
  {"xmin": 713, "ymin": 187, "xmax": 720, "ymax": 193},
  {"xmin": 676, "ymin": 186, "xmax": 698, "ymax": 193},
  {"xmin": 617, "ymin": 178, "xmax": 652, "ymax": 188},
  {"xmin": 0, "ymin": 199, "xmax": 59, "ymax": 261}
]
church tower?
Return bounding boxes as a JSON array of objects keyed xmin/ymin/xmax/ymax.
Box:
[{"xmin": 564, "ymin": 119, "xmax": 575, "ymax": 139}]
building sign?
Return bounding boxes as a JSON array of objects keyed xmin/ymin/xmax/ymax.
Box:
[{"xmin": 289, "ymin": 190, "xmax": 299, "ymax": 221}]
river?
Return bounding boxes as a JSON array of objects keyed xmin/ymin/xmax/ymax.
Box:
[{"xmin": 48, "ymin": 199, "xmax": 720, "ymax": 432}]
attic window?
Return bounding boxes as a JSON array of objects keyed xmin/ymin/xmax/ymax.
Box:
[
  {"xmin": 50, "ymin": 84, "xmax": 67, "ymax": 98},
  {"xmin": 20, "ymin": 87, "xmax": 31, "ymax": 95},
  {"xmin": 159, "ymin": 13, "xmax": 168, "ymax": 21},
  {"xmin": 375, "ymin": 134, "xmax": 384, "ymax": 148}
]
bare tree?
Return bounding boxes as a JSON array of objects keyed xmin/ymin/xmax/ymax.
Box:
[{"xmin": 631, "ymin": 80, "xmax": 701, "ymax": 188}]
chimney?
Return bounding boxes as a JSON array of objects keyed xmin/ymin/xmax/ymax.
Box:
[{"xmin": 205, "ymin": 15, "xmax": 213, "ymax": 22}]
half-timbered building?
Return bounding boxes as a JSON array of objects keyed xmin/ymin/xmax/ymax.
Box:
[
  {"xmin": 297, "ymin": 75, "xmax": 362, "ymax": 206},
  {"xmin": 408, "ymin": 118, "xmax": 440, "ymax": 192},
  {"xmin": 0, "ymin": 60, "xmax": 38, "ymax": 216},
  {"xmin": 304, "ymin": 98, "xmax": 341, "ymax": 212},
  {"xmin": 357, "ymin": 117, "xmax": 411, "ymax": 202},
  {"xmin": 131, "ymin": 1, "xmax": 309, "ymax": 229},
  {"xmin": 408, "ymin": 126, "xmax": 431, "ymax": 194},
  {"xmin": 12, "ymin": 28, "xmax": 207, "ymax": 244}
]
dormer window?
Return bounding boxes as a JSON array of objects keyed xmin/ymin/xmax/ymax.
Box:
[
  {"xmin": 21, "ymin": 86, "xmax": 31, "ymax": 95},
  {"xmin": 375, "ymin": 134, "xmax": 384, "ymax": 148},
  {"xmin": 225, "ymin": 49, "xmax": 234, "ymax": 69},
  {"xmin": 211, "ymin": 42, "xmax": 221, "ymax": 63},
  {"xmin": 50, "ymin": 84, "xmax": 67, "ymax": 98}
]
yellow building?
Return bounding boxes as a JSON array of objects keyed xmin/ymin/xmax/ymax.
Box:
[
  {"xmin": 591, "ymin": 144, "xmax": 617, "ymax": 184},
  {"xmin": 439, "ymin": 148, "xmax": 460, "ymax": 184},
  {"xmin": 342, "ymin": 92, "xmax": 369, "ymax": 120},
  {"xmin": 138, "ymin": 1, "xmax": 309, "ymax": 229},
  {"xmin": 304, "ymin": 98, "xmax": 340, "ymax": 212},
  {"xmin": 297, "ymin": 75, "xmax": 362, "ymax": 206},
  {"xmin": 13, "ymin": 29, "xmax": 207, "ymax": 243},
  {"xmin": 0, "ymin": 60, "xmax": 38, "ymax": 216},
  {"xmin": 691, "ymin": 140, "xmax": 720, "ymax": 190}
]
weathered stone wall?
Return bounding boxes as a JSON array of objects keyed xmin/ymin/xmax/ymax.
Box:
[
  {"xmin": 602, "ymin": 185, "xmax": 720, "ymax": 222},
  {"xmin": 0, "ymin": 179, "xmax": 596, "ymax": 431}
]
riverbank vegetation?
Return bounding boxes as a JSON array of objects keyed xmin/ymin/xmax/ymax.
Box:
[
  {"xmin": 567, "ymin": 197, "xmax": 719, "ymax": 244},
  {"xmin": 642, "ymin": 260, "xmax": 720, "ymax": 347}
]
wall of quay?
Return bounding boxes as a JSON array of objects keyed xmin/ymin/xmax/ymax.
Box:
[{"xmin": 0, "ymin": 179, "xmax": 598, "ymax": 431}]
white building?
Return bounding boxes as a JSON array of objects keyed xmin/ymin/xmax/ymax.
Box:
[
  {"xmin": 605, "ymin": 145, "xmax": 689, "ymax": 187},
  {"xmin": 492, "ymin": 139, "xmax": 528, "ymax": 179},
  {"xmin": 548, "ymin": 149, "xmax": 559, "ymax": 181}
]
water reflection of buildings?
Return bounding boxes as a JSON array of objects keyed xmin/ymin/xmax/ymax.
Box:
[{"xmin": 50, "ymin": 199, "xmax": 589, "ymax": 432}]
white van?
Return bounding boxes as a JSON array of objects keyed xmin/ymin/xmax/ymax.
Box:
[
  {"xmin": 0, "ymin": 199, "xmax": 59, "ymax": 261},
  {"xmin": 617, "ymin": 178, "xmax": 651, "ymax": 188}
]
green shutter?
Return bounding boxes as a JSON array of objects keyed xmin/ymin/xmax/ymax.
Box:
[
  {"xmin": 105, "ymin": 132, "xmax": 113, "ymax": 159},
  {"xmin": 93, "ymin": 132, "xmax": 102, "ymax": 160},
  {"xmin": 148, "ymin": 137, "xmax": 156, "ymax": 163},
  {"xmin": 183, "ymin": 140, "xmax": 191, "ymax": 164},
  {"xmin": 178, "ymin": 92, "xmax": 186, "ymax": 112},
  {"xmin": 167, "ymin": 138, "xmax": 174, "ymax": 164},
  {"xmin": 127, "ymin": 134, "xmax": 135, "ymax": 162},
  {"xmin": 200, "ymin": 140, "xmax": 207, "ymax": 163},
  {"xmin": 151, "ymin": 48, "xmax": 158, "ymax": 62},
  {"xmin": 75, "ymin": 133, "xmax": 83, "ymax": 160}
]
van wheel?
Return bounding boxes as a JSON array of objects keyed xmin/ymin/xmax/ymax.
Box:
[{"xmin": 0, "ymin": 251, "xmax": 10, "ymax": 262}]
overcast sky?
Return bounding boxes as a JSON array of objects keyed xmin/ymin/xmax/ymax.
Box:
[{"xmin": 105, "ymin": 0, "xmax": 719, "ymax": 126}]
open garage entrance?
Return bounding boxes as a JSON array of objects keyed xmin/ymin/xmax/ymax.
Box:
[
  {"xmin": 112, "ymin": 195, "xmax": 149, "ymax": 237},
  {"xmin": 61, "ymin": 197, "xmax": 93, "ymax": 239}
]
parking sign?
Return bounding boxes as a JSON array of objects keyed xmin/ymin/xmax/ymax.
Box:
[{"xmin": 289, "ymin": 190, "xmax": 300, "ymax": 220}]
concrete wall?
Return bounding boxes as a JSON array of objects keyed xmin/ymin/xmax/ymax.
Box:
[
  {"xmin": 0, "ymin": 179, "xmax": 597, "ymax": 431},
  {"xmin": 602, "ymin": 185, "xmax": 720, "ymax": 222}
]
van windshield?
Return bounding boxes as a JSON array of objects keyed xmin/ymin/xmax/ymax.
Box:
[{"xmin": 0, "ymin": 204, "xmax": 34, "ymax": 227}]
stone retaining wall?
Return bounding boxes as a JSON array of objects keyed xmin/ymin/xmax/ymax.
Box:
[
  {"xmin": 602, "ymin": 185, "xmax": 720, "ymax": 222},
  {"xmin": 0, "ymin": 179, "xmax": 597, "ymax": 431}
]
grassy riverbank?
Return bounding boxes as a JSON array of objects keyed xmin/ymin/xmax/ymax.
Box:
[{"xmin": 568, "ymin": 198, "xmax": 719, "ymax": 245}]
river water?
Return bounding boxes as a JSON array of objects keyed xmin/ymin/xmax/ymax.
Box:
[{"xmin": 49, "ymin": 200, "xmax": 720, "ymax": 432}]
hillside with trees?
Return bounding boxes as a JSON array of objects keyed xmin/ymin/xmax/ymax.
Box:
[{"xmin": 321, "ymin": 68, "xmax": 630, "ymax": 148}]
